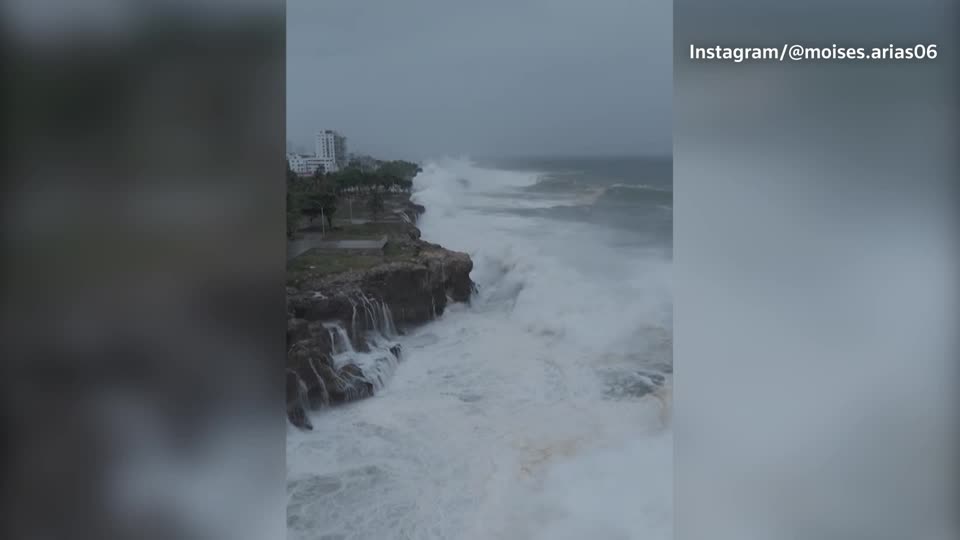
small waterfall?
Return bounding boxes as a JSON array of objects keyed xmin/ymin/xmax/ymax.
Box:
[
  {"xmin": 318, "ymin": 293, "xmax": 405, "ymax": 402},
  {"xmin": 335, "ymin": 369, "xmax": 364, "ymax": 402},
  {"xmin": 357, "ymin": 293, "xmax": 369, "ymax": 331},
  {"xmin": 354, "ymin": 292, "xmax": 398, "ymax": 338},
  {"xmin": 370, "ymin": 296, "xmax": 381, "ymax": 334},
  {"xmin": 324, "ymin": 323, "xmax": 355, "ymax": 355},
  {"xmin": 363, "ymin": 354, "xmax": 399, "ymax": 391},
  {"xmin": 355, "ymin": 292, "xmax": 379, "ymax": 334},
  {"xmin": 306, "ymin": 357, "xmax": 330, "ymax": 407},
  {"xmin": 381, "ymin": 301, "xmax": 397, "ymax": 337},
  {"xmin": 290, "ymin": 287, "xmax": 455, "ymax": 418},
  {"xmin": 349, "ymin": 297, "xmax": 359, "ymax": 344}
]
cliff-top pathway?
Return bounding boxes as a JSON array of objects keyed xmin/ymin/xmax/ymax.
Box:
[{"xmin": 287, "ymin": 233, "xmax": 387, "ymax": 261}]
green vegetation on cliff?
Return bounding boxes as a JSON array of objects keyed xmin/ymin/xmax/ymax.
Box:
[
  {"xmin": 286, "ymin": 217, "xmax": 421, "ymax": 287},
  {"xmin": 286, "ymin": 159, "xmax": 422, "ymax": 239},
  {"xmin": 287, "ymin": 251, "xmax": 385, "ymax": 282}
]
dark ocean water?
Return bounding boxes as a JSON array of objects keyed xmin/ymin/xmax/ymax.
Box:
[{"xmin": 481, "ymin": 156, "xmax": 673, "ymax": 251}]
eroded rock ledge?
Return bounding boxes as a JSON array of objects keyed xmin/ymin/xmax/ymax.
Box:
[{"xmin": 286, "ymin": 211, "xmax": 473, "ymax": 429}]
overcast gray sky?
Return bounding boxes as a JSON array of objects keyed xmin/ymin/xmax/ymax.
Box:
[{"xmin": 287, "ymin": 0, "xmax": 671, "ymax": 161}]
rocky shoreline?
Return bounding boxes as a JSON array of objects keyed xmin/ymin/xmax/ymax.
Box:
[{"xmin": 286, "ymin": 200, "xmax": 474, "ymax": 429}]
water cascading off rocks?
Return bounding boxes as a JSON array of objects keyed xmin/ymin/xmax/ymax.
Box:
[{"xmin": 286, "ymin": 232, "xmax": 475, "ymax": 429}]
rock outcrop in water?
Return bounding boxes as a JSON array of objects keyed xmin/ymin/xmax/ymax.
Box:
[{"xmin": 286, "ymin": 208, "xmax": 473, "ymax": 429}]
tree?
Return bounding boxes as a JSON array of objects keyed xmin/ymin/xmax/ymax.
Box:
[
  {"xmin": 286, "ymin": 160, "xmax": 299, "ymax": 183},
  {"xmin": 303, "ymin": 191, "xmax": 337, "ymax": 229},
  {"xmin": 378, "ymin": 160, "xmax": 421, "ymax": 181},
  {"xmin": 366, "ymin": 191, "xmax": 385, "ymax": 221},
  {"xmin": 286, "ymin": 189, "xmax": 301, "ymax": 239},
  {"xmin": 342, "ymin": 168, "xmax": 364, "ymax": 193},
  {"xmin": 286, "ymin": 160, "xmax": 303, "ymax": 239}
]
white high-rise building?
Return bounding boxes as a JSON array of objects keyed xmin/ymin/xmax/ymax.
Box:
[{"xmin": 314, "ymin": 130, "xmax": 347, "ymax": 172}]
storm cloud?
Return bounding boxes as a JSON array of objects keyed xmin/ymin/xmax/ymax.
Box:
[{"xmin": 287, "ymin": 0, "xmax": 671, "ymax": 160}]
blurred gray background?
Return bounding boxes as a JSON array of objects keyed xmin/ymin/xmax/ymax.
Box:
[
  {"xmin": 2, "ymin": 1, "xmax": 286, "ymax": 539},
  {"xmin": 675, "ymin": 1, "xmax": 958, "ymax": 539}
]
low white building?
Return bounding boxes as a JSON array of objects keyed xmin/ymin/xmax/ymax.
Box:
[
  {"xmin": 288, "ymin": 129, "xmax": 348, "ymax": 176},
  {"xmin": 287, "ymin": 153, "xmax": 307, "ymax": 175},
  {"xmin": 287, "ymin": 153, "xmax": 335, "ymax": 177},
  {"xmin": 307, "ymin": 157, "xmax": 337, "ymax": 175}
]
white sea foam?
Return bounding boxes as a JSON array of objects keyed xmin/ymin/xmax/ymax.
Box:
[{"xmin": 287, "ymin": 157, "xmax": 672, "ymax": 540}]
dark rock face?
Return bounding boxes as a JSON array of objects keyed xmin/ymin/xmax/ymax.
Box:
[
  {"xmin": 285, "ymin": 229, "xmax": 474, "ymax": 429},
  {"xmin": 312, "ymin": 361, "xmax": 374, "ymax": 404},
  {"xmin": 423, "ymin": 247, "xmax": 474, "ymax": 303},
  {"xmin": 287, "ymin": 317, "xmax": 310, "ymax": 343},
  {"xmin": 290, "ymin": 244, "xmax": 473, "ymax": 329},
  {"xmin": 286, "ymin": 370, "xmax": 312, "ymax": 430},
  {"xmin": 403, "ymin": 201, "xmax": 426, "ymax": 218},
  {"xmin": 290, "ymin": 295, "xmax": 354, "ymax": 324}
]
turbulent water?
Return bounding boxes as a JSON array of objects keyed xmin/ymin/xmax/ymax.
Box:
[{"xmin": 287, "ymin": 156, "xmax": 673, "ymax": 540}]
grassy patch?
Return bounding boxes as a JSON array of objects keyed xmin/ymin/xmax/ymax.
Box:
[
  {"xmin": 287, "ymin": 250, "xmax": 385, "ymax": 285},
  {"xmin": 300, "ymin": 221, "xmax": 408, "ymax": 240},
  {"xmin": 286, "ymin": 240, "xmax": 419, "ymax": 287},
  {"xmin": 383, "ymin": 240, "xmax": 417, "ymax": 259}
]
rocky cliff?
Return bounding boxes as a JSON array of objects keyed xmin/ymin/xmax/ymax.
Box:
[{"xmin": 286, "ymin": 207, "xmax": 473, "ymax": 429}]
